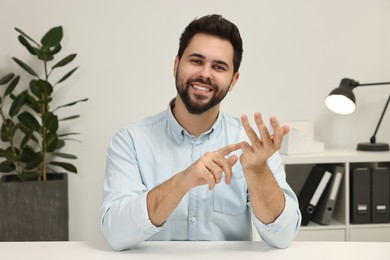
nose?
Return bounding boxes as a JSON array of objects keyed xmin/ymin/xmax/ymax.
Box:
[{"xmin": 199, "ymin": 64, "xmax": 213, "ymax": 80}]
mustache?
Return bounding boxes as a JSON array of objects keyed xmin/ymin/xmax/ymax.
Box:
[{"xmin": 187, "ymin": 77, "xmax": 216, "ymax": 89}]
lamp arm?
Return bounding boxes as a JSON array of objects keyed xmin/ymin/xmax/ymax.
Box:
[
  {"xmin": 358, "ymin": 82, "xmax": 390, "ymax": 87},
  {"xmin": 369, "ymin": 92, "xmax": 390, "ymax": 144},
  {"xmin": 355, "ymin": 81, "xmax": 390, "ymax": 144}
]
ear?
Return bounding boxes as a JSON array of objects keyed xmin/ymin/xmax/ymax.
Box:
[
  {"xmin": 173, "ymin": 56, "xmax": 179, "ymax": 78},
  {"xmin": 228, "ymin": 72, "xmax": 240, "ymax": 92}
]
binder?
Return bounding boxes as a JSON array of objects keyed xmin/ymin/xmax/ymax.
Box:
[
  {"xmin": 298, "ymin": 165, "xmax": 332, "ymax": 226},
  {"xmin": 371, "ymin": 167, "xmax": 389, "ymax": 223},
  {"xmin": 350, "ymin": 167, "xmax": 371, "ymax": 224},
  {"xmin": 312, "ymin": 165, "xmax": 344, "ymax": 225}
]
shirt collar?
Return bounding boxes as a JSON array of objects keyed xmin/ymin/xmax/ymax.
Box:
[{"xmin": 165, "ymin": 99, "xmax": 222, "ymax": 141}]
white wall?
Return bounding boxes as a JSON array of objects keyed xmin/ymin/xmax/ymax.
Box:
[{"xmin": 1, "ymin": 0, "xmax": 389, "ymax": 244}]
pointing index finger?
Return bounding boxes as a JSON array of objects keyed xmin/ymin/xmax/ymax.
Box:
[{"xmin": 216, "ymin": 143, "xmax": 242, "ymax": 156}]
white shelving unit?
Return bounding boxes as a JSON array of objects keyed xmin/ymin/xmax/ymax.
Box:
[{"xmin": 281, "ymin": 148, "xmax": 390, "ymax": 242}]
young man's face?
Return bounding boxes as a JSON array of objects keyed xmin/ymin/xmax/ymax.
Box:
[{"xmin": 174, "ymin": 33, "xmax": 239, "ymax": 114}]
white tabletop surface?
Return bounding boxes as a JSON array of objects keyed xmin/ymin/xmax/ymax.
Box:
[{"xmin": 1, "ymin": 241, "xmax": 390, "ymax": 260}]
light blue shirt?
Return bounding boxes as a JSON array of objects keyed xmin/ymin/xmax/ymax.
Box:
[{"xmin": 101, "ymin": 105, "xmax": 301, "ymax": 251}]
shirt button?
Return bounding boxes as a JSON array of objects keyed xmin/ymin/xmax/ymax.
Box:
[
  {"xmin": 191, "ymin": 216, "xmax": 197, "ymax": 222},
  {"xmin": 194, "ymin": 146, "xmax": 199, "ymax": 151}
]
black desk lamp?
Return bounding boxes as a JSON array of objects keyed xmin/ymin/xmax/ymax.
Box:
[{"xmin": 325, "ymin": 78, "xmax": 390, "ymax": 151}]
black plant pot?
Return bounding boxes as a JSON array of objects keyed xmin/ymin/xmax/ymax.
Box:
[{"xmin": 0, "ymin": 173, "xmax": 69, "ymax": 241}]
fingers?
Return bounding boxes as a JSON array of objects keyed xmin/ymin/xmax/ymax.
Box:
[
  {"xmin": 280, "ymin": 125, "xmax": 290, "ymax": 136},
  {"xmin": 202, "ymin": 170, "xmax": 217, "ymax": 190},
  {"xmin": 268, "ymin": 116, "xmax": 282, "ymax": 148},
  {"xmin": 241, "ymin": 113, "xmax": 288, "ymax": 150},
  {"xmin": 254, "ymin": 112, "xmax": 272, "ymax": 147},
  {"xmin": 211, "ymin": 153, "xmax": 239, "ymax": 185},
  {"xmin": 241, "ymin": 114, "xmax": 262, "ymax": 149},
  {"xmin": 225, "ymin": 154, "xmax": 238, "ymax": 184},
  {"xmin": 216, "ymin": 142, "xmax": 242, "ymax": 156}
]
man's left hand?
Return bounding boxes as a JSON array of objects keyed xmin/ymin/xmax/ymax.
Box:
[{"xmin": 239, "ymin": 112, "xmax": 289, "ymax": 174}]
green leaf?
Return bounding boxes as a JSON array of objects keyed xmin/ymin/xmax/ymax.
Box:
[
  {"xmin": 25, "ymin": 152, "xmax": 43, "ymax": 170},
  {"xmin": 54, "ymin": 97, "xmax": 88, "ymax": 111},
  {"xmin": 43, "ymin": 112, "xmax": 59, "ymax": 133},
  {"xmin": 52, "ymin": 54, "xmax": 77, "ymax": 69},
  {"xmin": 56, "ymin": 139, "xmax": 65, "ymax": 149},
  {"xmin": 1, "ymin": 121, "xmax": 20, "ymax": 143},
  {"xmin": 48, "ymin": 44, "xmax": 62, "ymax": 55},
  {"xmin": 19, "ymin": 146, "xmax": 36, "ymax": 163},
  {"xmin": 58, "ymin": 132, "xmax": 79, "ymax": 137},
  {"xmin": 20, "ymin": 130, "xmax": 34, "ymax": 148},
  {"xmin": 1, "ymin": 119, "xmax": 14, "ymax": 141},
  {"xmin": 19, "ymin": 172, "xmax": 39, "ymax": 181},
  {"xmin": 0, "ymin": 147, "xmax": 15, "ymax": 158},
  {"xmin": 15, "ymin": 27, "xmax": 40, "ymax": 46},
  {"xmin": 0, "ymin": 148, "xmax": 8, "ymax": 158},
  {"xmin": 0, "ymin": 161, "xmax": 16, "ymax": 172},
  {"xmin": 18, "ymin": 35, "xmax": 40, "ymax": 56},
  {"xmin": 30, "ymin": 79, "xmax": 53, "ymax": 100},
  {"xmin": 60, "ymin": 115, "xmax": 80, "ymax": 121},
  {"xmin": 45, "ymin": 131, "xmax": 58, "ymax": 152},
  {"xmin": 38, "ymin": 79, "xmax": 53, "ymax": 98},
  {"xmin": 49, "ymin": 161, "xmax": 77, "ymax": 173},
  {"xmin": 38, "ymin": 48, "xmax": 54, "ymax": 62},
  {"xmin": 4, "ymin": 75, "xmax": 20, "ymax": 97},
  {"xmin": 29, "ymin": 80, "xmax": 40, "ymax": 98},
  {"xmin": 0, "ymin": 73, "xmax": 15, "ymax": 85},
  {"xmin": 53, "ymin": 152, "xmax": 77, "ymax": 159},
  {"xmin": 17, "ymin": 111, "xmax": 40, "ymax": 131},
  {"xmin": 12, "ymin": 57, "xmax": 39, "ymax": 77},
  {"xmin": 9, "ymin": 91, "xmax": 27, "ymax": 117},
  {"xmin": 25, "ymin": 93, "xmax": 41, "ymax": 113},
  {"xmin": 61, "ymin": 137, "xmax": 81, "ymax": 143},
  {"xmin": 41, "ymin": 26, "xmax": 63, "ymax": 48},
  {"xmin": 55, "ymin": 67, "xmax": 78, "ymax": 85},
  {"xmin": 0, "ymin": 148, "xmax": 16, "ymax": 158},
  {"xmin": 19, "ymin": 125, "xmax": 40, "ymax": 144}
]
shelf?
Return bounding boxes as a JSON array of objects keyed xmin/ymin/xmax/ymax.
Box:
[
  {"xmin": 282, "ymin": 148, "xmax": 390, "ymax": 242},
  {"xmin": 348, "ymin": 223, "xmax": 390, "ymax": 229},
  {"xmin": 300, "ymin": 220, "xmax": 346, "ymax": 231},
  {"xmin": 281, "ymin": 147, "xmax": 390, "ymax": 165}
]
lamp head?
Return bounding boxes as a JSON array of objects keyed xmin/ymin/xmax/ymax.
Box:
[{"xmin": 325, "ymin": 78, "xmax": 359, "ymax": 114}]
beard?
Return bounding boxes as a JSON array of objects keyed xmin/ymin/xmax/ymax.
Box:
[{"xmin": 175, "ymin": 75, "xmax": 231, "ymax": 115}]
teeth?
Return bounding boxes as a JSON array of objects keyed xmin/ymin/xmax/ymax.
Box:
[{"xmin": 193, "ymin": 85, "xmax": 210, "ymax": 92}]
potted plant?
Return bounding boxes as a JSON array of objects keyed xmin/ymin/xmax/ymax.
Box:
[{"xmin": 0, "ymin": 26, "xmax": 87, "ymax": 241}]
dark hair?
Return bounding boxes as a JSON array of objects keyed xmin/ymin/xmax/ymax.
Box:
[{"xmin": 178, "ymin": 14, "xmax": 243, "ymax": 73}]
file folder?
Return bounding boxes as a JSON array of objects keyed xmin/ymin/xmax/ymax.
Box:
[
  {"xmin": 298, "ymin": 165, "xmax": 332, "ymax": 226},
  {"xmin": 350, "ymin": 167, "xmax": 371, "ymax": 224},
  {"xmin": 312, "ymin": 165, "xmax": 344, "ymax": 225},
  {"xmin": 371, "ymin": 167, "xmax": 389, "ymax": 223}
]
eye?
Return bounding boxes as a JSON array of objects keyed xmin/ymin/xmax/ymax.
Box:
[
  {"xmin": 190, "ymin": 59, "xmax": 202, "ymax": 65},
  {"xmin": 213, "ymin": 64, "xmax": 227, "ymax": 71}
]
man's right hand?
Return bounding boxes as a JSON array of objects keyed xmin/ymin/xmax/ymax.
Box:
[
  {"xmin": 180, "ymin": 143, "xmax": 242, "ymax": 190},
  {"xmin": 147, "ymin": 142, "xmax": 242, "ymax": 227}
]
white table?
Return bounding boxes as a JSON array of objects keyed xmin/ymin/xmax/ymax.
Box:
[{"xmin": 1, "ymin": 241, "xmax": 390, "ymax": 260}]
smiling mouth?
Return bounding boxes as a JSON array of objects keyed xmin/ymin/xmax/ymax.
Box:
[{"xmin": 191, "ymin": 84, "xmax": 212, "ymax": 93}]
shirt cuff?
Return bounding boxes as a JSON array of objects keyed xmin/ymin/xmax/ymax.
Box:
[
  {"xmin": 251, "ymin": 193, "xmax": 296, "ymax": 235},
  {"xmin": 131, "ymin": 190, "xmax": 165, "ymax": 236}
]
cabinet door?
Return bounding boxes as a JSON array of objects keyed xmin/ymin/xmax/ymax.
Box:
[
  {"xmin": 295, "ymin": 229, "xmax": 346, "ymax": 241},
  {"xmin": 349, "ymin": 227, "xmax": 390, "ymax": 242}
]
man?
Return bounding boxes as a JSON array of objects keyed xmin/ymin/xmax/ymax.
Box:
[{"xmin": 101, "ymin": 14, "xmax": 301, "ymax": 251}]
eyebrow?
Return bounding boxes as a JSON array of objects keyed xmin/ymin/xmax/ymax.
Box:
[{"xmin": 188, "ymin": 53, "xmax": 230, "ymax": 69}]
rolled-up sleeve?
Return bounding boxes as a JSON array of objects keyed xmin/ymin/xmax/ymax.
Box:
[
  {"xmin": 251, "ymin": 152, "xmax": 302, "ymax": 248},
  {"xmin": 101, "ymin": 129, "xmax": 163, "ymax": 251}
]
